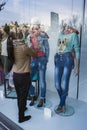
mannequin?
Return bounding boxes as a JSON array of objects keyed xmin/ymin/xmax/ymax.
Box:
[{"xmin": 54, "ymin": 19, "xmax": 80, "ymax": 113}]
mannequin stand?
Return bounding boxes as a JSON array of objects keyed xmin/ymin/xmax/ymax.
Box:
[{"xmin": 54, "ymin": 105, "xmax": 75, "ymax": 116}]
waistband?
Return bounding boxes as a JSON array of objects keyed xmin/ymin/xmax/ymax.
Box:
[
  {"xmin": 37, "ymin": 51, "xmax": 45, "ymax": 57},
  {"xmin": 57, "ymin": 52, "xmax": 72, "ymax": 56},
  {"xmin": 13, "ymin": 72, "xmax": 30, "ymax": 75}
]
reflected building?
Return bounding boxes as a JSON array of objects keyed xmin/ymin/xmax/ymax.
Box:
[{"xmin": 50, "ymin": 12, "xmax": 59, "ymax": 31}]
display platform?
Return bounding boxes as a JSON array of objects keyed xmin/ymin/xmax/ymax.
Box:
[
  {"xmin": 4, "ymin": 72, "xmax": 39, "ymax": 99},
  {"xmin": 54, "ymin": 105, "xmax": 75, "ymax": 116}
]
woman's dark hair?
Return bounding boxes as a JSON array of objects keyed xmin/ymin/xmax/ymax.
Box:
[{"xmin": 7, "ymin": 32, "xmax": 15, "ymax": 71}]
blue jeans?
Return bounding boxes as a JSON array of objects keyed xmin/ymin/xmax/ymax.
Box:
[
  {"xmin": 54, "ymin": 52, "xmax": 74, "ymax": 107},
  {"xmin": 29, "ymin": 56, "xmax": 47, "ymax": 99},
  {"xmin": 29, "ymin": 63, "xmax": 37, "ymax": 96}
]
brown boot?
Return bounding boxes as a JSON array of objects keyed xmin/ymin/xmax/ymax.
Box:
[
  {"xmin": 37, "ymin": 99, "xmax": 45, "ymax": 107},
  {"xmin": 55, "ymin": 105, "xmax": 66, "ymax": 114},
  {"xmin": 29, "ymin": 96, "xmax": 35, "ymax": 106}
]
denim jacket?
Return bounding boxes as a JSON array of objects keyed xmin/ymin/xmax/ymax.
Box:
[{"xmin": 25, "ymin": 31, "xmax": 50, "ymax": 62}]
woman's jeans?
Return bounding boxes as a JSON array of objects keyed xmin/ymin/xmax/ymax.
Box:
[
  {"xmin": 29, "ymin": 56, "xmax": 47, "ymax": 99},
  {"xmin": 54, "ymin": 52, "xmax": 74, "ymax": 107},
  {"xmin": 13, "ymin": 72, "xmax": 31, "ymax": 119}
]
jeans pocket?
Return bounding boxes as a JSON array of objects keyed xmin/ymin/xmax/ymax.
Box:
[{"xmin": 65, "ymin": 55, "xmax": 74, "ymax": 68}]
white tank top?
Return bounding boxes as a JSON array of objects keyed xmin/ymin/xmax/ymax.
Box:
[{"xmin": 1, "ymin": 38, "xmax": 8, "ymax": 56}]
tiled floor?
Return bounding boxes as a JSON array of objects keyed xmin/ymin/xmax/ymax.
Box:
[{"xmin": 0, "ymin": 84, "xmax": 87, "ymax": 130}]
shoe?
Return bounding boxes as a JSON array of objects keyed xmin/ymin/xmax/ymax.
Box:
[
  {"xmin": 37, "ymin": 98, "xmax": 45, "ymax": 107},
  {"xmin": 19, "ymin": 115, "xmax": 31, "ymax": 123},
  {"xmin": 24, "ymin": 107, "xmax": 28, "ymax": 111},
  {"xmin": 55, "ymin": 105, "xmax": 66, "ymax": 114},
  {"xmin": 29, "ymin": 96, "xmax": 35, "ymax": 106},
  {"xmin": 7, "ymin": 85, "xmax": 14, "ymax": 91}
]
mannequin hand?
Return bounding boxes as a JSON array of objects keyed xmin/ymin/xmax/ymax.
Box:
[{"xmin": 74, "ymin": 67, "xmax": 79, "ymax": 76}]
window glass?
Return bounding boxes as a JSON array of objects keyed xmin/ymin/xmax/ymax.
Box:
[
  {"xmin": 79, "ymin": 0, "xmax": 87, "ymax": 102},
  {"xmin": 0, "ymin": 0, "xmax": 86, "ymax": 102}
]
